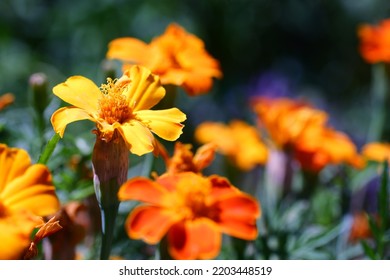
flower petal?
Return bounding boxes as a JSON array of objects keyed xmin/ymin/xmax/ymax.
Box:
[
  {"xmin": 213, "ymin": 194, "xmax": 260, "ymax": 240},
  {"xmin": 136, "ymin": 108, "xmax": 186, "ymax": 141},
  {"xmin": 115, "ymin": 120, "xmax": 155, "ymax": 156},
  {"xmin": 0, "ymin": 145, "xmax": 31, "ymax": 193},
  {"xmin": 2, "ymin": 164, "xmax": 60, "ymax": 217},
  {"xmin": 126, "ymin": 205, "xmax": 181, "ymax": 244},
  {"xmin": 106, "ymin": 37, "xmax": 151, "ymax": 65},
  {"xmin": 126, "ymin": 65, "xmax": 166, "ymax": 111},
  {"xmin": 168, "ymin": 218, "xmax": 221, "ymax": 260},
  {"xmin": 0, "ymin": 211, "xmax": 42, "ymax": 260},
  {"xmin": 51, "ymin": 107, "xmax": 96, "ymax": 137},
  {"xmin": 118, "ymin": 177, "xmax": 169, "ymax": 206},
  {"xmin": 53, "ymin": 76, "xmax": 100, "ymax": 113}
]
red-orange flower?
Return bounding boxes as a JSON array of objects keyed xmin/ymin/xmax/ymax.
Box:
[
  {"xmin": 358, "ymin": 19, "xmax": 390, "ymax": 63},
  {"xmin": 118, "ymin": 172, "xmax": 260, "ymax": 260},
  {"xmin": 251, "ymin": 97, "xmax": 363, "ymax": 172},
  {"xmin": 0, "ymin": 144, "xmax": 60, "ymax": 259},
  {"xmin": 194, "ymin": 120, "xmax": 268, "ymax": 171},
  {"xmin": 107, "ymin": 23, "xmax": 222, "ymax": 95}
]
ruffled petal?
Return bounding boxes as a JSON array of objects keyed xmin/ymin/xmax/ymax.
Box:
[
  {"xmin": 115, "ymin": 120, "xmax": 155, "ymax": 156},
  {"xmin": 168, "ymin": 218, "xmax": 221, "ymax": 260},
  {"xmin": 53, "ymin": 76, "xmax": 100, "ymax": 113},
  {"xmin": 208, "ymin": 175, "xmax": 240, "ymax": 202},
  {"xmin": 213, "ymin": 194, "xmax": 260, "ymax": 240},
  {"xmin": 51, "ymin": 107, "xmax": 96, "ymax": 137},
  {"xmin": 125, "ymin": 65, "xmax": 166, "ymax": 111},
  {"xmin": 0, "ymin": 145, "xmax": 31, "ymax": 193},
  {"xmin": 118, "ymin": 177, "xmax": 170, "ymax": 206},
  {"xmin": 136, "ymin": 108, "xmax": 186, "ymax": 141},
  {"xmin": 126, "ymin": 205, "xmax": 181, "ymax": 244},
  {"xmin": 2, "ymin": 165, "xmax": 60, "ymax": 217}
]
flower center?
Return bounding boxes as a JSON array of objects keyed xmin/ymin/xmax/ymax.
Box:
[
  {"xmin": 175, "ymin": 177, "xmax": 211, "ymax": 220},
  {"xmin": 98, "ymin": 78, "xmax": 134, "ymax": 125}
]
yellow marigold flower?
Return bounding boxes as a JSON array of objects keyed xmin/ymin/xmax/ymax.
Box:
[
  {"xmin": 361, "ymin": 142, "xmax": 390, "ymax": 163},
  {"xmin": 251, "ymin": 97, "xmax": 363, "ymax": 172},
  {"xmin": 51, "ymin": 65, "xmax": 186, "ymax": 156},
  {"xmin": 118, "ymin": 172, "xmax": 260, "ymax": 260},
  {"xmin": 107, "ymin": 23, "xmax": 222, "ymax": 96},
  {"xmin": 195, "ymin": 120, "xmax": 268, "ymax": 171},
  {"xmin": 358, "ymin": 19, "xmax": 390, "ymax": 63},
  {"xmin": 0, "ymin": 144, "xmax": 60, "ymax": 259}
]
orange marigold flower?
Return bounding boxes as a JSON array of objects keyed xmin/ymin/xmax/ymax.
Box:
[
  {"xmin": 0, "ymin": 144, "xmax": 60, "ymax": 259},
  {"xmin": 361, "ymin": 142, "xmax": 390, "ymax": 163},
  {"xmin": 358, "ymin": 19, "xmax": 390, "ymax": 63},
  {"xmin": 251, "ymin": 97, "xmax": 362, "ymax": 172},
  {"xmin": 294, "ymin": 127, "xmax": 365, "ymax": 172},
  {"xmin": 163, "ymin": 142, "xmax": 217, "ymax": 175},
  {"xmin": 50, "ymin": 65, "xmax": 186, "ymax": 156},
  {"xmin": 349, "ymin": 212, "xmax": 375, "ymax": 243},
  {"xmin": 194, "ymin": 120, "xmax": 268, "ymax": 171},
  {"xmin": 0, "ymin": 93, "xmax": 15, "ymax": 111},
  {"xmin": 118, "ymin": 172, "xmax": 260, "ymax": 260},
  {"xmin": 107, "ymin": 23, "xmax": 222, "ymax": 96},
  {"xmin": 252, "ymin": 97, "xmax": 328, "ymax": 149}
]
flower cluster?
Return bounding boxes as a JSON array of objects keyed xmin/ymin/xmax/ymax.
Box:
[{"xmin": 251, "ymin": 97, "xmax": 363, "ymax": 172}]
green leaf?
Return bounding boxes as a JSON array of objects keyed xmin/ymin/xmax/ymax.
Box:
[{"xmin": 361, "ymin": 240, "xmax": 378, "ymax": 260}]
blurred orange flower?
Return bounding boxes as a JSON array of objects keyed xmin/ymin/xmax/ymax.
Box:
[
  {"xmin": 195, "ymin": 120, "xmax": 268, "ymax": 171},
  {"xmin": 361, "ymin": 142, "xmax": 390, "ymax": 163},
  {"xmin": 358, "ymin": 19, "xmax": 390, "ymax": 63},
  {"xmin": 107, "ymin": 23, "xmax": 222, "ymax": 96},
  {"xmin": 0, "ymin": 144, "xmax": 60, "ymax": 259},
  {"xmin": 163, "ymin": 142, "xmax": 217, "ymax": 175},
  {"xmin": 349, "ymin": 212, "xmax": 374, "ymax": 243},
  {"xmin": 0, "ymin": 93, "xmax": 14, "ymax": 111},
  {"xmin": 252, "ymin": 97, "xmax": 363, "ymax": 172},
  {"xmin": 118, "ymin": 172, "xmax": 260, "ymax": 260},
  {"xmin": 51, "ymin": 65, "xmax": 186, "ymax": 156},
  {"xmin": 294, "ymin": 127, "xmax": 365, "ymax": 172}
]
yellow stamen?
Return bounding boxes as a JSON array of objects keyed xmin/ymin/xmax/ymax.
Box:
[
  {"xmin": 98, "ymin": 78, "xmax": 134, "ymax": 125},
  {"xmin": 175, "ymin": 178, "xmax": 212, "ymax": 220}
]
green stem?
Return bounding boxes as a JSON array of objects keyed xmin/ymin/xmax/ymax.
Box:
[
  {"xmin": 158, "ymin": 236, "xmax": 173, "ymax": 260},
  {"xmin": 367, "ymin": 63, "xmax": 388, "ymax": 142},
  {"xmin": 300, "ymin": 170, "xmax": 319, "ymax": 200},
  {"xmin": 37, "ymin": 133, "xmax": 61, "ymax": 164},
  {"xmin": 98, "ymin": 179, "xmax": 120, "ymax": 260},
  {"xmin": 92, "ymin": 133, "xmax": 129, "ymax": 260}
]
